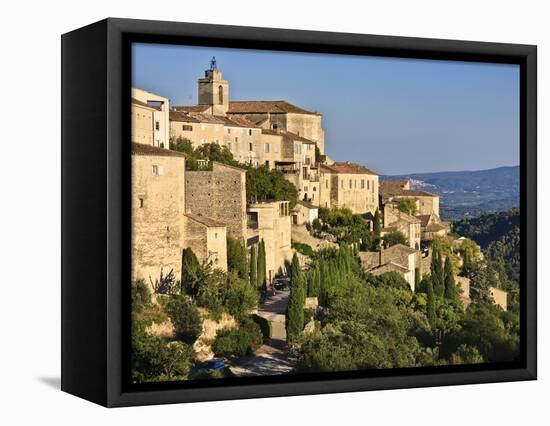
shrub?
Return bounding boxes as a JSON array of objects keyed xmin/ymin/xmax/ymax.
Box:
[
  {"xmin": 252, "ymin": 314, "xmax": 272, "ymax": 339},
  {"xmin": 239, "ymin": 319, "xmax": 263, "ymax": 351},
  {"xmin": 131, "ymin": 320, "xmax": 196, "ymax": 382},
  {"xmin": 213, "ymin": 328, "xmax": 253, "ymax": 357},
  {"xmin": 132, "ymin": 279, "xmax": 152, "ymax": 313},
  {"xmin": 292, "ymin": 241, "xmax": 315, "ymax": 258},
  {"xmin": 221, "ymin": 272, "xmax": 258, "ymax": 321},
  {"xmin": 166, "ymin": 294, "xmax": 202, "ymax": 344}
]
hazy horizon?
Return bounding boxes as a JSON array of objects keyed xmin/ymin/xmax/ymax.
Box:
[{"xmin": 132, "ymin": 43, "xmax": 520, "ymax": 175}]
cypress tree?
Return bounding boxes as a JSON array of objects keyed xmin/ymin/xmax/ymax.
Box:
[
  {"xmin": 286, "ymin": 253, "xmax": 305, "ymax": 342},
  {"xmin": 181, "ymin": 247, "xmax": 200, "ymax": 296},
  {"xmin": 373, "ymin": 208, "xmax": 381, "ymax": 239},
  {"xmin": 414, "ymin": 267, "xmax": 421, "ymax": 290},
  {"xmin": 249, "ymin": 245, "xmax": 257, "ymax": 288},
  {"xmin": 462, "ymin": 247, "xmax": 472, "ymax": 275},
  {"xmin": 257, "ymin": 240, "xmax": 266, "ymax": 289},
  {"xmin": 431, "ymin": 249, "xmax": 444, "ymax": 297},
  {"xmin": 444, "ymin": 257, "xmax": 457, "ymax": 301},
  {"xmin": 426, "ymin": 277, "xmax": 436, "ymax": 328}
]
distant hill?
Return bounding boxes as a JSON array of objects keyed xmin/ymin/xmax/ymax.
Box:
[
  {"xmin": 382, "ymin": 166, "xmax": 519, "ymax": 221},
  {"xmin": 452, "ymin": 208, "xmax": 520, "ymax": 282}
]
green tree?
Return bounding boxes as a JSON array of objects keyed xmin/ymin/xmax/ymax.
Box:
[
  {"xmin": 227, "ymin": 236, "xmax": 248, "ymax": 279},
  {"xmin": 397, "ymin": 198, "xmax": 418, "ymax": 216},
  {"xmin": 286, "ymin": 253, "xmax": 305, "ymax": 342},
  {"xmin": 444, "ymin": 257, "xmax": 457, "ymax": 301},
  {"xmin": 414, "ymin": 268, "xmax": 421, "ymax": 289},
  {"xmin": 249, "ymin": 245, "xmax": 257, "ymax": 288},
  {"xmin": 165, "ymin": 294, "xmax": 202, "ymax": 344},
  {"xmin": 431, "ymin": 249, "xmax": 445, "ymax": 297},
  {"xmin": 257, "ymin": 240, "xmax": 267, "ymax": 289},
  {"xmin": 373, "ymin": 208, "xmax": 381, "ymax": 240},
  {"xmin": 382, "ymin": 230, "xmax": 408, "ymax": 247},
  {"xmin": 426, "ymin": 278, "xmax": 436, "ymax": 328},
  {"xmin": 181, "ymin": 248, "xmax": 201, "ymax": 296}
]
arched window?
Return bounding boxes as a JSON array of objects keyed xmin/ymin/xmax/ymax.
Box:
[{"xmin": 218, "ymin": 85, "xmax": 224, "ymax": 104}]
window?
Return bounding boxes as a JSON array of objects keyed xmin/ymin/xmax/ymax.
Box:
[
  {"xmin": 248, "ymin": 142, "xmax": 254, "ymax": 152},
  {"xmin": 155, "ymin": 121, "xmax": 160, "ymax": 130},
  {"xmin": 272, "ymin": 124, "xmax": 278, "ymax": 130},
  {"xmin": 367, "ymin": 180, "xmax": 370, "ymax": 190},
  {"xmin": 235, "ymin": 137, "xmax": 239, "ymax": 143},
  {"xmin": 265, "ymin": 160, "xmax": 270, "ymax": 167},
  {"xmin": 361, "ymin": 179, "xmax": 365, "ymax": 189},
  {"xmin": 264, "ymin": 143, "xmax": 270, "ymax": 153},
  {"xmin": 139, "ymin": 198, "xmax": 144, "ymax": 208},
  {"xmin": 218, "ymin": 85, "xmax": 224, "ymax": 104},
  {"xmin": 304, "ymin": 186, "xmax": 309, "ymax": 192},
  {"xmin": 341, "ymin": 180, "xmax": 344, "ymax": 189},
  {"xmin": 248, "ymin": 129, "xmax": 252, "ymax": 136},
  {"xmin": 152, "ymin": 165, "xmax": 163, "ymax": 175},
  {"xmin": 349, "ymin": 179, "xmax": 352, "ymax": 189},
  {"xmin": 227, "ymin": 142, "xmax": 232, "ymax": 151},
  {"xmin": 326, "ymin": 179, "xmax": 329, "ymax": 189},
  {"xmin": 227, "ymin": 128, "xmax": 231, "ymax": 134}
]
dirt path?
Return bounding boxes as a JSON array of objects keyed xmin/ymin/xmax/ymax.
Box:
[{"xmin": 230, "ymin": 288, "xmax": 296, "ymax": 376}]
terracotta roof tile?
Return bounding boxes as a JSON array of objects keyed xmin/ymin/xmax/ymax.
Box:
[
  {"xmin": 228, "ymin": 100, "xmax": 319, "ymax": 115},
  {"xmin": 131, "ymin": 143, "xmax": 186, "ymax": 158},
  {"xmin": 172, "ymin": 105, "xmax": 211, "ymax": 113},
  {"xmin": 320, "ymin": 162, "xmax": 378, "ymax": 176}
]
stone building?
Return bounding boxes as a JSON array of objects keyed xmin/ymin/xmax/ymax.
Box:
[
  {"xmin": 359, "ymin": 243, "xmax": 422, "ymax": 291},
  {"xmin": 417, "ymin": 213, "xmax": 450, "ymax": 241},
  {"xmin": 183, "ymin": 213, "xmax": 227, "ymax": 271},
  {"xmin": 131, "ymin": 88, "xmax": 170, "ymax": 149},
  {"xmin": 490, "ymin": 287, "xmax": 508, "ymax": 311},
  {"xmin": 292, "ymin": 201, "xmax": 319, "ymax": 226},
  {"xmin": 227, "ymin": 100, "xmax": 325, "ymax": 154},
  {"xmin": 382, "ymin": 203, "xmax": 421, "ymax": 249},
  {"xmin": 131, "ymin": 143, "xmax": 186, "ymax": 284},
  {"xmin": 172, "ymin": 59, "xmax": 326, "ymax": 154},
  {"xmin": 246, "ymin": 201, "xmax": 293, "ymax": 283},
  {"xmin": 169, "ymin": 111, "xmax": 261, "ymax": 165},
  {"xmin": 380, "ymin": 178, "xmax": 440, "ymax": 217},
  {"xmin": 185, "ymin": 162, "xmax": 248, "ymax": 241},
  {"xmin": 318, "ymin": 162, "xmax": 379, "ymax": 215},
  {"xmin": 259, "ymin": 129, "xmax": 320, "ymax": 204}
]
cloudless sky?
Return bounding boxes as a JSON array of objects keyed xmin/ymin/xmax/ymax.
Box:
[{"xmin": 132, "ymin": 43, "xmax": 519, "ymax": 175}]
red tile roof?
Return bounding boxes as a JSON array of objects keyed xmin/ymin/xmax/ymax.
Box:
[
  {"xmin": 228, "ymin": 100, "xmax": 319, "ymax": 115},
  {"xmin": 320, "ymin": 161, "xmax": 378, "ymax": 176},
  {"xmin": 172, "ymin": 105, "xmax": 211, "ymax": 113},
  {"xmin": 131, "ymin": 143, "xmax": 186, "ymax": 158}
]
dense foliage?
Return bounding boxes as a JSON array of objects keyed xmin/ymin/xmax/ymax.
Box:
[
  {"xmin": 317, "ymin": 207, "xmax": 375, "ymax": 248},
  {"xmin": 453, "ymin": 208, "xmax": 519, "ymax": 282}
]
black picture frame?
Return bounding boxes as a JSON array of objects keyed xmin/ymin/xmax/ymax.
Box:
[{"xmin": 61, "ymin": 17, "xmax": 537, "ymax": 407}]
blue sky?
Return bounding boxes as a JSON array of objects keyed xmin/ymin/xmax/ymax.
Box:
[{"xmin": 132, "ymin": 43, "xmax": 519, "ymax": 175}]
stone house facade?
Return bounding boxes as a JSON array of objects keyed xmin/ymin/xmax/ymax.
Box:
[
  {"xmin": 183, "ymin": 213, "xmax": 227, "ymax": 271},
  {"xmin": 382, "ymin": 203, "xmax": 421, "ymax": 249},
  {"xmin": 131, "ymin": 144, "xmax": 186, "ymax": 284},
  {"xmin": 131, "ymin": 88, "xmax": 170, "ymax": 149},
  {"xmin": 246, "ymin": 201, "xmax": 293, "ymax": 283},
  {"xmin": 380, "ymin": 179, "xmax": 440, "ymax": 217},
  {"xmin": 319, "ymin": 162, "xmax": 379, "ymax": 215}
]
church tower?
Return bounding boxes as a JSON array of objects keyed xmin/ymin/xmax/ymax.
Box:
[{"xmin": 198, "ymin": 57, "xmax": 229, "ymax": 115}]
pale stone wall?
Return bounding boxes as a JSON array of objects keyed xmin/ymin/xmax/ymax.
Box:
[
  {"xmin": 223, "ymin": 126, "xmax": 261, "ymax": 165},
  {"xmin": 131, "ymin": 151, "xmax": 186, "ymax": 286},
  {"xmin": 131, "ymin": 102, "xmax": 155, "ymax": 146},
  {"xmin": 185, "ymin": 162, "xmax": 247, "ymax": 241},
  {"xmin": 292, "ymin": 202, "xmax": 318, "ymax": 225},
  {"xmin": 248, "ymin": 201, "xmax": 293, "ymax": 282},
  {"xmin": 183, "ymin": 215, "xmax": 227, "ymax": 271},
  {"xmin": 170, "ymin": 120, "xmax": 225, "ymax": 149},
  {"xmin": 490, "ymin": 287, "xmax": 508, "ymax": 311},
  {"xmin": 390, "ymin": 194, "xmax": 439, "ymax": 216},
  {"xmin": 132, "ymin": 88, "xmax": 170, "ymax": 149},
  {"xmin": 319, "ymin": 172, "xmax": 379, "ymax": 214},
  {"xmin": 286, "ymin": 112, "xmax": 325, "ymax": 154}
]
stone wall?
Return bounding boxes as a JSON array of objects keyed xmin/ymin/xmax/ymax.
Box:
[
  {"xmin": 319, "ymin": 172, "xmax": 379, "ymax": 214},
  {"xmin": 185, "ymin": 162, "xmax": 247, "ymax": 241},
  {"xmin": 131, "ymin": 150, "xmax": 186, "ymax": 285},
  {"xmin": 183, "ymin": 215, "xmax": 227, "ymax": 271}
]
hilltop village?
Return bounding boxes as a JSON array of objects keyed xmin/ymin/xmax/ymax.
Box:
[{"xmin": 131, "ymin": 59, "xmax": 511, "ymax": 380}]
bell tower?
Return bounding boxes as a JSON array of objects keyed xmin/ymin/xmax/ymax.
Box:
[{"xmin": 198, "ymin": 57, "xmax": 229, "ymax": 115}]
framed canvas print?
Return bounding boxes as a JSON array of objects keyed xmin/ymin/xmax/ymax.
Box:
[{"xmin": 61, "ymin": 18, "xmax": 537, "ymax": 407}]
